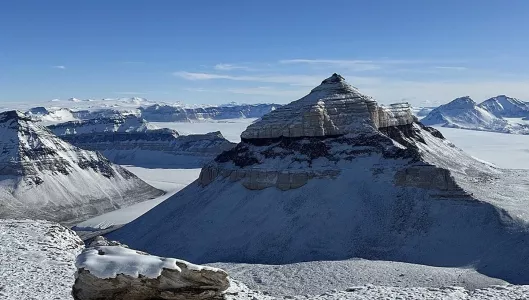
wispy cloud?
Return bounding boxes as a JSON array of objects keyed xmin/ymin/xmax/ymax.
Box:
[
  {"xmin": 279, "ymin": 59, "xmax": 382, "ymax": 71},
  {"xmin": 214, "ymin": 63, "xmax": 252, "ymax": 71},
  {"xmin": 174, "ymin": 71, "xmax": 322, "ymax": 86},
  {"xmin": 226, "ymin": 87, "xmax": 304, "ymax": 97},
  {"xmin": 52, "ymin": 65, "xmax": 66, "ymax": 69},
  {"xmin": 434, "ymin": 66, "xmax": 468, "ymax": 71},
  {"xmin": 114, "ymin": 91, "xmax": 146, "ymax": 95}
]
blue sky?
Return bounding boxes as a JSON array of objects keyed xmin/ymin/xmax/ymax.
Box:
[{"xmin": 1, "ymin": 0, "xmax": 529, "ymax": 106}]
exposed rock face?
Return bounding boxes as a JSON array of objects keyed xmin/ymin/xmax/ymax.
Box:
[
  {"xmin": 73, "ymin": 241, "xmax": 229, "ymax": 300},
  {"xmin": 48, "ymin": 116, "xmax": 235, "ymax": 167},
  {"xmin": 140, "ymin": 103, "xmax": 280, "ymax": 122},
  {"xmin": 241, "ymin": 74, "xmax": 414, "ymax": 139},
  {"xmin": 0, "ymin": 110, "xmax": 164, "ymax": 224},
  {"xmin": 110, "ymin": 74, "xmax": 529, "ymax": 284},
  {"xmin": 200, "ymin": 74, "xmax": 417, "ymax": 190}
]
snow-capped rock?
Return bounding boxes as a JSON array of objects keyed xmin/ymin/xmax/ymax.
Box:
[
  {"xmin": 0, "ymin": 110, "xmax": 164, "ymax": 224},
  {"xmin": 73, "ymin": 241, "xmax": 229, "ymax": 300},
  {"xmin": 421, "ymin": 96, "xmax": 513, "ymax": 132},
  {"xmin": 0, "ymin": 219, "xmax": 84, "ymax": 300},
  {"xmin": 48, "ymin": 116, "xmax": 235, "ymax": 167},
  {"xmin": 110, "ymin": 74, "xmax": 529, "ymax": 285},
  {"xmin": 478, "ymin": 95, "xmax": 529, "ymax": 118},
  {"xmin": 140, "ymin": 103, "xmax": 280, "ymax": 122}
]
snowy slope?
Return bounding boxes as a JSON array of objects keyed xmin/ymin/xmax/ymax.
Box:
[
  {"xmin": 0, "ymin": 110, "xmax": 164, "ymax": 224},
  {"xmin": 0, "ymin": 219, "xmax": 84, "ymax": 300},
  {"xmin": 110, "ymin": 75, "xmax": 529, "ymax": 284},
  {"xmin": 479, "ymin": 95, "xmax": 529, "ymax": 118}
]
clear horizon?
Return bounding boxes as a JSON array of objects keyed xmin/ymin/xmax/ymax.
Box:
[{"xmin": 2, "ymin": 0, "xmax": 529, "ymax": 106}]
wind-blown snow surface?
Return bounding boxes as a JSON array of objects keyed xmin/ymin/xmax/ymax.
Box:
[
  {"xmin": 0, "ymin": 219, "xmax": 84, "ymax": 300},
  {"xmin": 0, "ymin": 111, "xmax": 164, "ymax": 224}
]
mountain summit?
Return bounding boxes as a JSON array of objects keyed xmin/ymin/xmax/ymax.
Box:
[
  {"xmin": 478, "ymin": 95, "xmax": 529, "ymax": 118},
  {"xmin": 111, "ymin": 75, "xmax": 529, "ymax": 284},
  {"xmin": 0, "ymin": 110, "xmax": 163, "ymax": 224}
]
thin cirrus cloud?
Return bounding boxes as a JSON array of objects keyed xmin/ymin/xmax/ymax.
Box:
[
  {"xmin": 173, "ymin": 71, "xmax": 323, "ymax": 87},
  {"xmin": 52, "ymin": 65, "xmax": 66, "ymax": 69},
  {"xmin": 433, "ymin": 66, "xmax": 468, "ymax": 71},
  {"xmin": 214, "ymin": 63, "xmax": 253, "ymax": 71}
]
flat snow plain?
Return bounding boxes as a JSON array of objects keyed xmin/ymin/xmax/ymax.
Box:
[
  {"xmin": 75, "ymin": 167, "xmax": 200, "ymax": 231},
  {"xmin": 79, "ymin": 120, "xmax": 529, "ymax": 299}
]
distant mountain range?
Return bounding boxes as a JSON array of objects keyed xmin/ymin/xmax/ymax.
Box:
[
  {"xmin": 420, "ymin": 95, "xmax": 529, "ymax": 134},
  {"xmin": 19, "ymin": 99, "xmax": 280, "ymax": 124}
]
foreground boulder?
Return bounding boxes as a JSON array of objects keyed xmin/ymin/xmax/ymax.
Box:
[{"xmin": 73, "ymin": 239, "xmax": 229, "ymax": 300}]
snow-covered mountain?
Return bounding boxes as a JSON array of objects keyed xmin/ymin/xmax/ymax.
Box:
[
  {"xmin": 0, "ymin": 111, "xmax": 164, "ymax": 224},
  {"xmin": 421, "ymin": 96, "xmax": 514, "ymax": 132},
  {"xmin": 48, "ymin": 115, "xmax": 235, "ymax": 167},
  {"xmin": 478, "ymin": 95, "xmax": 529, "ymax": 118},
  {"xmin": 110, "ymin": 74, "xmax": 529, "ymax": 284},
  {"xmin": 140, "ymin": 103, "xmax": 280, "ymax": 122},
  {"xmin": 421, "ymin": 96, "xmax": 529, "ymax": 134}
]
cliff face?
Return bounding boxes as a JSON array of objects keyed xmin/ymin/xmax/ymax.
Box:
[{"xmin": 48, "ymin": 116, "xmax": 235, "ymax": 167}]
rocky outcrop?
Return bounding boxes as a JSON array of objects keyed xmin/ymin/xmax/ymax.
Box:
[
  {"xmin": 0, "ymin": 110, "xmax": 164, "ymax": 224},
  {"xmin": 73, "ymin": 239, "xmax": 229, "ymax": 300},
  {"xmin": 240, "ymin": 74, "xmax": 414, "ymax": 140}
]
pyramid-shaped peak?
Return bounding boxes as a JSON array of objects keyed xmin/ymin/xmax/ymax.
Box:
[
  {"xmin": 310, "ymin": 73, "xmax": 358, "ymax": 95},
  {"xmin": 445, "ymin": 96, "xmax": 476, "ymax": 109},
  {"xmin": 241, "ymin": 74, "xmax": 414, "ymax": 140},
  {"xmin": 322, "ymin": 73, "xmax": 346, "ymax": 83}
]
